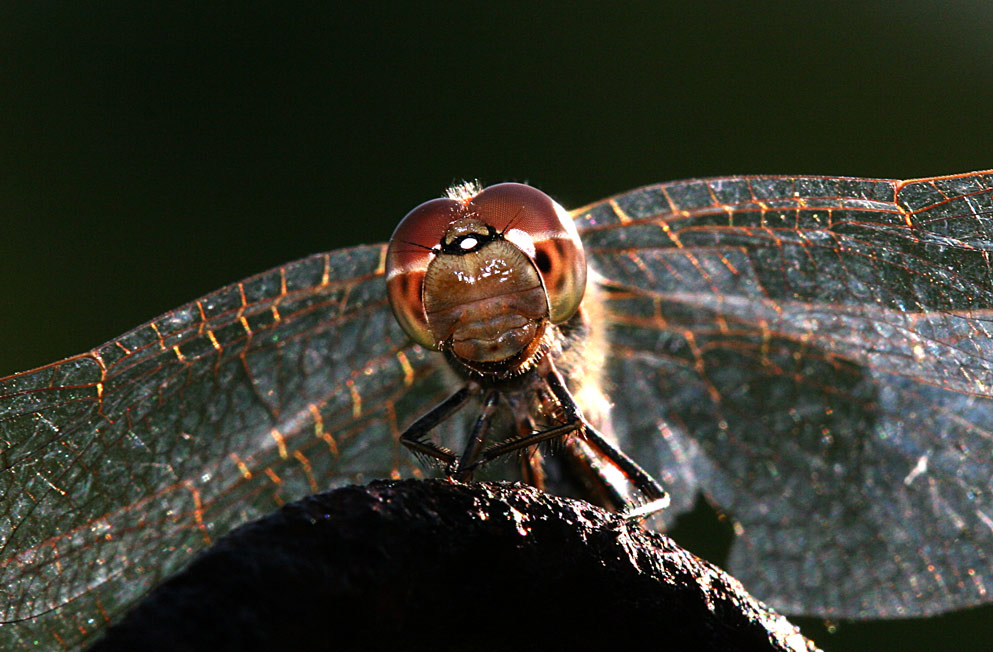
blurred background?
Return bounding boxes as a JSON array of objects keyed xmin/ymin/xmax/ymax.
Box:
[{"xmin": 2, "ymin": 2, "xmax": 991, "ymax": 649}]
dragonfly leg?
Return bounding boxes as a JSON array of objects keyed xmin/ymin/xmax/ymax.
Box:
[
  {"xmin": 579, "ymin": 424, "xmax": 670, "ymax": 520},
  {"xmin": 541, "ymin": 359, "xmax": 670, "ymax": 519},
  {"xmin": 453, "ymin": 390, "xmax": 500, "ymax": 481},
  {"xmin": 520, "ymin": 447, "xmax": 547, "ymax": 491},
  {"xmin": 517, "ymin": 414, "xmax": 547, "ymax": 491},
  {"xmin": 400, "ymin": 383, "xmax": 478, "ymax": 472},
  {"xmin": 558, "ymin": 435, "xmax": 632, "ymax": 512},
  {"xmin": 470, "ymin": 421, "xmax": 578, "ymax": 468}
]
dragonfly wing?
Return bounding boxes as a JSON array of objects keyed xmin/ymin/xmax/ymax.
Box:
[
  {"xmin": 575, "ymin": 171, "xmax": 993, "ymax": 618},
  {"xmin": 0, "ymin": 244, "xmax": 454, "ymax": 648}
]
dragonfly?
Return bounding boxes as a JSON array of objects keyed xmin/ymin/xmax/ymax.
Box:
[{"xmin": 2, "ymin": 171, "xmax": 992, "ymax": 650}]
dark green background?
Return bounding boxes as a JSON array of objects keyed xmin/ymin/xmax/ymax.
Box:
[{"xmin": 2, "ymin": 3, "xmax": 991, "ymax": 649}]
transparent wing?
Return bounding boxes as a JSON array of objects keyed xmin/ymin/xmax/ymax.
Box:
[
  {"xmin": 0, "ymin": 244, "xmax": 457, "ymax": 649},
  {"xmin": 573, "ymin": 171, "xmax": 993, "ymax": 618},
  {"xmin": 7, "ymin": 173, "xmax": 993, "ymax": 648}
]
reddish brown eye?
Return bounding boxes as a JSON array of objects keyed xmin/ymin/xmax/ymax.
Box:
[
  {"xmin": 469, "ymin": 183, "xmax": 586, "ymax": 325},
  {"xmin": 385, "ymin": 197, "xmax": 461, "ymax": 350},
  {"xmin": 386, "ymin": 183, "xmax": 587, "ymax": 357}
]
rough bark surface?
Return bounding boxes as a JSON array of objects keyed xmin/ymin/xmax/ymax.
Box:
[{"xmin": 90, "ymin": 479, "xmax": 819, "ymax": 651}]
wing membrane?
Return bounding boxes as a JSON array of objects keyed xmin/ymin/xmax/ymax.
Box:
[
  {"xmin": 574, "ymin": 171, "xmax": 993, "ymax": 617},
  {"xmin": 4, "ymin": 172, "xmax": 993, "ymax": 648},
  {"xmin": 0, "ymin": 245, "xmax": 455, "ymax": 648}
]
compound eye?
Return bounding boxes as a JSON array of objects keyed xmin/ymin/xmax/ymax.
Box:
[
  {"xmin": 469, "ymin": 183, "xmax": 586, "ymax": 324},
  {"xmin": 385, "ymin": 197, "xmax": 460, "ymax": 350}
]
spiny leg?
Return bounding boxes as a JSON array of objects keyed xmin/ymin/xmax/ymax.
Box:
[
  {"xmin": 468, "ymin": 410, "xmax": 668, "ymax": 518},
  {"xmin": 578, "ymin": 425, "xmax": 670, "ymax": 520},
  {"xmin": 471, "ymin": 421, "xmax": 578, "ymax": 467},
  {"xmin": 399, "ymin": 361, "xmax": 667, "ymax": 520},
  {"xmin": 518, "ymin": 423, "xmax": 548, "ymax": 492},
  {"xmin": 520, "ymin": 448, "xmax": 547, "ymax": 492},
  {"xmin": 558, "ymin": 436, "xmax": 632, "ymax": 512},
  {"xmin": 461, "ymin": 359, "xmax": 667, "ymax": 505},
  {"xmin": 400, "ymin": 383, "xmax": 479, "ymax": 471},
  {"xmin": 541, "ymin": 358, "xmax": 669, "ymax": 519},
  {"xmin": 454, "ymin": 390, "xmax": 500, "ymax": 481}
]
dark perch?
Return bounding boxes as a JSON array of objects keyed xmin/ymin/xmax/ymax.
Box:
[{"xmin": 89, "ymin": 480, "xmax": 819, "ymax": 652}]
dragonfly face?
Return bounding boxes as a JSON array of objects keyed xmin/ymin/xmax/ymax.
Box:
[
  {"xmin": 2, "ymin": 171, "xmax": 993, "ymax": 649},
  {"xmin": 386, "ymin": 182, "xmax": 586, "ymax": 375}
]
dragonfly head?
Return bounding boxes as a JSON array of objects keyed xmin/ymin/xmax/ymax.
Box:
[{"xmin": 386, "ymin": 183, "xmax": 587, "ymax": 374}]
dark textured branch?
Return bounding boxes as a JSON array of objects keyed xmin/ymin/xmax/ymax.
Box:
[{"xmin": 90, "ymin": 480, "xmax": 819, "ymax": 652}]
